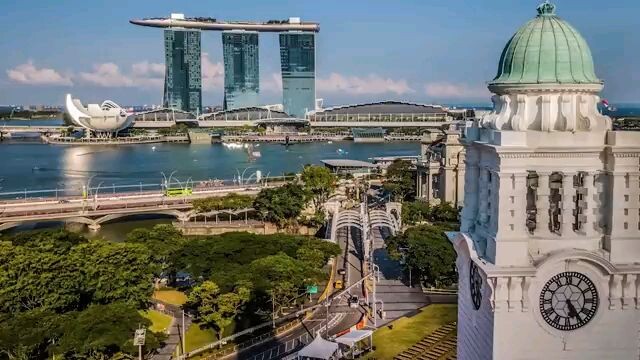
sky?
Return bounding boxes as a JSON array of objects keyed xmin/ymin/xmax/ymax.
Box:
[{"xmin": 1, "ymin": 0, "xmax": 639, "ymax": 107}]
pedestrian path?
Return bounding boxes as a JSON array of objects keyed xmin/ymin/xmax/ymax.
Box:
[
  {"xmin": 150, "ymin": 300, "xmax": 192, "ymax": 360},
  {"xmin": 371, "ymin": 226, "xmax": 430, "ymax": 326}
]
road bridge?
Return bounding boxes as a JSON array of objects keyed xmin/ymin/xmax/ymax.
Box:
[{"xmin": 0, "ymin": 184, "xmax": 276, "ymax": 232}]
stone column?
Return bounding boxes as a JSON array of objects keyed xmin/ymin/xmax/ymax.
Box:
[
  {"xmin": 536, "ymin": 172, "xmax": 552, "ymax": 237},
  {"xmin": 477, "ymin": 168, "xmax": 489, "ymax": 226},
  {"xmin": 582, "ymin": 172, "xmax": 598, "ymax": 237},
  {"xmin": 513, "ymin": 173, "xmax": 529, "ymax": 237},
  {"xmin": 416, "ymin": 169, "xmax": 423, "ymax": 198},
  {"xmin": 461, "ymin": 164, "xmax": 479, "ymax": 233},
  {"xmin": 561, "ymin": 172, "xmax": 576, "ymax": 236},
  {"xmin": 425, "ymin": 172, "xmax": 432, "ymax": 203}
]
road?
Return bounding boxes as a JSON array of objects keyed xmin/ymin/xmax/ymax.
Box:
[{"xmin": 0, "ymin": 183, "xmax": 286, "ymax": 230}]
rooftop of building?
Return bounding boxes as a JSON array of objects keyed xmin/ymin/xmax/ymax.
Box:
[
  {"xmin": 308, "ymin": 101, "xmax": 449, "ymax": 116},
  {"xmin": 199, "ymin": 106, "xmax": 292, "ymax": 121},
  {"xmin": 130, "ymin": 14, "xmax": 319, "ymax": 32},
  {"xmin": 491, "ymin": 1, "xmax": 600, "ymax": 86},
  {"xmin": 321, "ymin": 159, "xmax": 378, "ymax": 168}
]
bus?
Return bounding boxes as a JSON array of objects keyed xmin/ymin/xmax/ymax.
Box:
[{"xmin": 165, "ymin": 187, "xmax": 193, "ymax": 197}]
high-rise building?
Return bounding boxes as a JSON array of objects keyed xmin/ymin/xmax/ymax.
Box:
[
  {"xmin": 163, "ymin": 29, "xmax": 202, "ymax": 114},
  {"xmin": 450, "ymin": 2, "xmax": 640, "ymax": 359},
  {"xmin": 222, "ymin": 31, "xmax": 259, "ymax": 110},
  {"xmin": 279, "ymin": 32, "xmax": 315, "ymax": 118}
]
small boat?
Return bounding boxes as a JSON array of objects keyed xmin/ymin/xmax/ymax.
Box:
[
  {"xmin": 223, "ymin": 142, "xmax": 244, "ymax": 149},
  {"xmin": 151, "ymin": 146, "xmax": 156, "ymax": 151},
  {"xmin": 251, "ymin": 151, "xmax": 262, "ymax": 158},
  {"xmin": 327, "ymin": 141, "xmax": 333, "ymax": 144}
]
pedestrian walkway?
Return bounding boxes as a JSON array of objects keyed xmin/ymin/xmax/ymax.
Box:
[
  {"xmin": 150, "ymin": 300, "xmax": 192, "ymax": 360},
  {"xmin": 371, "ymin": 226, "xmax": 430, "ymax": 326}
]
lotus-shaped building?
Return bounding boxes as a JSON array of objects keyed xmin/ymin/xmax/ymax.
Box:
[{"xmin": 65, "ymin": 94, "xmax": 134, "ymax": 136}]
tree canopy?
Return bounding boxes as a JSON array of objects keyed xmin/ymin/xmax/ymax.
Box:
[
  {"xmin": 253, "ymin": 183, "xmax": 309, "ymax": 227},
  {"xmin": 186, "ymin": 281, "xmax": 251, "ymax": 340},
  {"xmin": 192, "ymin": 193, "xmax": 255, "ymax": 213},
  {"xmin": 0, "ymin": 230, "xmax": 160, "ymax": 359},
  {"xmin": 300, "ymin": 165, "xmax": 336, "ymax": 211},
  {"xmin": 383, "ymin": 160, "xmax": 416, "ymax": 201},
  {"xmin": 402, "ymin": 201, "xmax": 460, "ymax": 226},
  {"xmin": 386, "ymin": 224, "xmax": 457, "ymax": 287}
]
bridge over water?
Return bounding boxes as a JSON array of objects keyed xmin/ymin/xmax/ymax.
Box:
[{"xmin": 0, "ymin": 184, "xmax": 280, "ymax": 232}]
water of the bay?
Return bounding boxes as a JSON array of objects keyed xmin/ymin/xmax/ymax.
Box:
[{"xmin": 0, "ymin": 132, "xmax": 418, "ymax": 240}]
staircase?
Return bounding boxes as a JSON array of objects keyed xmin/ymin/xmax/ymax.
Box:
[{"xmin": 393, "ymin": 322, "xmax": 457, "ymax": 360}]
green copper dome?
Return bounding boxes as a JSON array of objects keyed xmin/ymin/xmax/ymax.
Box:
[{"xmin": 491, "ymin": 2, "xmax": 601, "ymax": 86}]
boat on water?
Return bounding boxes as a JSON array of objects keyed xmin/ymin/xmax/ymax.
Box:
[{"xmin": 222, "ymin": 142, "xmax": 244, "ymax": 149}]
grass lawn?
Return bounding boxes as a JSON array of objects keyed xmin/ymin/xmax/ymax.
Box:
[
  {"xmin": 153, "ymin": 289, "xmax": 188, "ymax": 306},
  {"xmin": 365, "ymin": 304, "xmax": 457, "ymax": 359},
  {"xmin": 185, "ymin": 323, "xmax": 218, "ymax": 352},
  {"xmin": 140, "ymin": 309, "xmax": 173, "ymax": 333}
]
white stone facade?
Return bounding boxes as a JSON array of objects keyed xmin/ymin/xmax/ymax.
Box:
[
  {"xmin": 416, "ymin": 129, "xmax": 466, "ymax": 207},
  {"xmin": 451, "ymin": 97, "xmax": 640, "ymax": 359}
]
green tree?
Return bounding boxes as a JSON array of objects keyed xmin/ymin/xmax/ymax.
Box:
[
  {"xmin": 192, "ymin": 193, "xmax": 254, "ymax": 213},
  {"xmin": 253, "ymin": 183, "xmax": 308, "ymax": 227},
  {"xmin": 401, "ymin": 201, "xmax": 459, "ymax": 226},
  {"xmin": 383, "ymin": 159, "xmax": 416, "ymax": 201},
  {"xmin": 248, "ymin": 253, "xmax": 324, "ymax": 311},
  {"xmin": 126, "ymin": 224, "xmax": 185, "ymax": 286},
  {"xmin": 386, "ymin": 224, "xmax": 457, "ymax": 287},
  {"xmin": 0, "ymin": 231, "xmax": 154, "ymax": 314},
  {"xmin": 296, "ymin": 247, "xmax": 326, "ymax": 269},
  {"xmin": 0, "ymin": 309, "xmax": 64, "ymax": 360},
  {"xmin": 186, "ymin": 281, "xmax": 252, "ymax": 341},
  {"xmin": 55, "ymin": 303, "xmax": 163, "ymax": 359},
  {"xmin": 427, "ymin": 202, "xmax": 460, "ymax": 224},
  {"xmin": 72, "ymin": 241, "xmax": 155, "ymax": 310},
  {"xmin": 300, "ymin": 165, "xmax": 336, "ymax": 211},
  {"xmin": 402, "ymin": 200, "xmax": 431, "ymax": 225}
]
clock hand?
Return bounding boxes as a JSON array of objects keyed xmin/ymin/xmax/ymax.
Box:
[{"xmin": 565, "ymin": 299, "xmax": 578, "ymax": 318}]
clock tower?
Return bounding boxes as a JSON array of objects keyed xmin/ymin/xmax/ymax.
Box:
[{"xmin": 449, "ymin": 2, "xmax": 640, "ymax": 359}]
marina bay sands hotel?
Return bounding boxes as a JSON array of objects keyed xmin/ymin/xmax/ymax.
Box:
[{"xmin": 130, "ymin": 14, "xmax": 319, "ymax": 118}]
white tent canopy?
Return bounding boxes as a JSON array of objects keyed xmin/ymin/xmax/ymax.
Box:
[
  {"xmin": 297, "ymin": 335, "xmax": 340, "ymax": 359},
  {"xmin": 334, "ymin": 329, "xmax": 373, "ymax": 347}
]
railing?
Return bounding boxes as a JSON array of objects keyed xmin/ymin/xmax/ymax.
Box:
[{"xmin": 0, "ymin": 175, "xmax": 292, "ymax": 201}]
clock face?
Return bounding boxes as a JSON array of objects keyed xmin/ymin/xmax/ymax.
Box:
[
  {"xmin": 539, "ymin": 272, "xmax": 598, "ymax": 331},
  {"xmin": 469, "ymin": 261, "xmax": 482, "ymax": 310}
]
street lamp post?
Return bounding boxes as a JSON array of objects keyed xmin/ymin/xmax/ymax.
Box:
[{"xmin": 93, "ymin": 182, "xmax": 104, "ymax": 211}]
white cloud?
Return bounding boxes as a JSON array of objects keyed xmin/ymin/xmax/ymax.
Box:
[
  {"xmin": 202, "ymin": 53, "xmax": 224, "ymax": 90},
  {"xmin": 6, "ymin": 61, "xmax": 73, "ymax": 86},
  {"xmin": 79, "ymin": 62, "xmax": 163, "ymax": 88},
  {"xmin": 424, "ymin": 82, "xmax": 489, "ymax": 99},
  {"xmin": 131, "ymin": 61, "xmax": 164, "ymax": 77},
  {"xmin": 317, "ymin": 73, "xmax": 415, "ymax": 95}
]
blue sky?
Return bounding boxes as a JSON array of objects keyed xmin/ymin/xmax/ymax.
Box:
[{"xmin": 1, "ymin": 0, "xmax": 638, "ymax": 107}]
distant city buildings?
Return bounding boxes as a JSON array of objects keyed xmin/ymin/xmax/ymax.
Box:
[
  {"xmin": 222, "ymin": 31, "xmax": 259, "ymax": 110},
  {"xmin": 132, "ymin": 14, "xmax": 319, "ymax": 117},
  {"xmin": 279, "ymin": 32, "xmax": 316, "ymax": 118},
  {"xmin": 163, "ymin": 29, "xmax": 202, "ymax": 114}
]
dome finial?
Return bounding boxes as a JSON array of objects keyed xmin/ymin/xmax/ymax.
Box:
[{"xmin": 537, "ymin": 1, "xmax": 556, "ymax": 16}]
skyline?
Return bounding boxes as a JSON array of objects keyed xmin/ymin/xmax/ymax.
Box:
[{"xmin": 1, "ymin": 0, "xmax": 639, "ymax": 106}]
